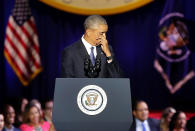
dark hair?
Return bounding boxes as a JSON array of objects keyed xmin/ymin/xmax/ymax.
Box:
[
  {"xmin": 169, "ymin": 111, "xmax": 186, "ymax": 131},
  {"xmin": 23, "ymin": 103, "xmax": 42, "ymax": 124},
  {"xmin": 132, "ymin": 100, "xmax": 147, "ymax": 111}
]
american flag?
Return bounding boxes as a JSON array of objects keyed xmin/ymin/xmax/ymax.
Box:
[{"xmin": 4, "ymin": 0, "xmax": 42, "ymax": 86}]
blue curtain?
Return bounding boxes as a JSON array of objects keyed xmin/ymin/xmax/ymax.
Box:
[{"xmin": 0, "ymin": 0, "xmax": 195, "ymax": 110}]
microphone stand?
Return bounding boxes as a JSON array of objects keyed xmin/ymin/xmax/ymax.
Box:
[{"xmin": 84, "ymin": 58, "xmax": 101, "ymax": 78}]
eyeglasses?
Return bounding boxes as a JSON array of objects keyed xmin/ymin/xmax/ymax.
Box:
[{"xmin": 136, "ymin": 108, "xmax": 148, "ymax": 112}]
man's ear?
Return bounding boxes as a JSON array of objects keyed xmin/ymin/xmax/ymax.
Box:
[{"xmin": 86, "ymin": 29, "xmax": 92, "ymax": 37}]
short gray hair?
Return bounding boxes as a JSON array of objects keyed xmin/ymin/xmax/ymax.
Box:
[{"xmin": 84, "ymin": 15, "xmax": 107, "ymax": 30}]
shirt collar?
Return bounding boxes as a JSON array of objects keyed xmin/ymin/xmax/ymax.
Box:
[
  {"xmin": 135, "ymin": 118, "xmax": 148, "ymax": 126},
  {"xmin": 81, "ymin": 35, "xmax": 97, "ymax": 56}
]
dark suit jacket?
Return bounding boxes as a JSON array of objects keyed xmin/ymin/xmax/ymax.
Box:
[
  {"xmin": 130, "ymin": 118, "xmax": 161, "ymax": 131},
  {"xmin": 61, "ymin": 39, "xmax": 123, "ymax": 78}
]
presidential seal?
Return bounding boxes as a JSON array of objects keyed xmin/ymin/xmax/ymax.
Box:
[{"xmin": 77, "ymin": 85, "xmax": 107, "ymax": 115}]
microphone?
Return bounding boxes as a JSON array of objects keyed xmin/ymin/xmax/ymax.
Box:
[{"xmin": 84, "ymin": 57, "xmax": 101, "ymax": 78}]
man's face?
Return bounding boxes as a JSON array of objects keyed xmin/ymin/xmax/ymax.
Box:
[
  {"xmin": 87, "ymin": 24, "xmax": 108, "ymax": 46},
  {"xmin": 5, "ymin": 106, "xmax": 15, "ymax": 125},
  {"xmin": 133, "ymin": 102, "xmax": 149, "ymax": 121}
]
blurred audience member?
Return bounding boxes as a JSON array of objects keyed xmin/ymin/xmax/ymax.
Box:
[
  {"xmin": 130, "ymin": 100, "xmax": 160, "ymax": 131},
  {"xmin": 43, "ymin": 100, "xmax": 53, "ymax": 122},
  {"xmin": 20, "ymin": 99, "xmax": 28, "ymax": 115},
  {"xmin": 186, "ymin": 116, "xmax": 195, "ymax": 131},
  {"xmin": 160, "ymin": 107, "xmax": 176, "ymax": 131},
  {"xmin": 3, "ymin": 105, "xmax": 20, "ymax": 131},
  {"xmin": 16, "ymin": 98, "xmax": 29, "ymax": 127},
  {"xmin": 0, "ymin": 113, "xmax": 5, "ymax": 131},
  {"xmin": 169, "ymin": 111, "xmax": 187, "ymax": 131},
  {"xmin": 29, "ymin": 99, "xmax": 43, "ymax": 117},
  {"xmin": 20, "ymin": 103, "xmax": 54, "ymax": 131}
]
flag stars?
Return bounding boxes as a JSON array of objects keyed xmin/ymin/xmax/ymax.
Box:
[{"xmin": 12, "ymin": 0, "xmax": 31, "ymax": 26}]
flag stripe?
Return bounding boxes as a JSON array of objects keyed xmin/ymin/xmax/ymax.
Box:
[
  {"xmin": 5, "ymin": 34, "xmax": 33, "ymax": 75},
  {"xmin": 4, "ymin": 44, "xmax": 28, "ymax": 80},
  {"xmin": 21, "ymin": 21, "xmax": 41, "ymax": 63},
  {"xmin": 21, "ymin": 23, "xmax": 39, "ymax": 53},
  {"xmin": 6, "ymin": 26, "xmax": 36, "ymax": 72},
  {"xmin": 8, "ymin": 18, "xmax": 40, "ymax": 69},
  {"xmin": 28, "ymin": 18, "xmax": 39, "ymax": 46},
  {"xmin": 9, "ymin": 16, "xmax": 40, "ymax": 66}
]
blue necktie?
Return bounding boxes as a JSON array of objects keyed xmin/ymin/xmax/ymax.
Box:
[
  {"xmin": 142, "ymin": 122, "xmax": 146, "ymax": 131},
  {"xmin": 90, "ymin": 47, "xmax": 95, "ymax": 66}
]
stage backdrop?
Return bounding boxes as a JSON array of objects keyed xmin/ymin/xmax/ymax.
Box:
[{"xmin": 0, "ymin": 0, "xmax": 195, "ymax": 110}]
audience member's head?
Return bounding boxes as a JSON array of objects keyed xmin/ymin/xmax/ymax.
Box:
[
  {"xmin": 160, "ymin": 107, "xmax": 176, "ymax": 131},
  {"xmin": 23, "ymin": 103, "xmax": 43, "ymax": 126},
  {"xmin": 133, "ymin": 100, "xmax": 149, "ymax": 122},
  {"xmin": 43, "ymin": 100, "xmax": 53, "ymax": 122},
  {"xmin": 30, "ymin": 99, "xmax": 42, "ymax": 110},
  {"xmin": 20, "ymin": 98, "xmax": 28, "ymax": 113},
  {"xmin": 21, "ymin": 103, "xmax": 55, "ymax": 131},
  {"xmin": 0, "ymin": 114, "xmax": 4, "ymax": 131},
  {"xmin": 169, "ymin": 111, "xmax": 187, "ymax": 131},
  {"xmin": 30, "ymin": 99, "xmax": 43, "ymax": 117},
  {"xmin": 3, "ymin": 104, "xmax": 16, "ymax": 129},
  {"xmin": 15, "ymin": 97, "xmax": 29, "ymax": 126}
]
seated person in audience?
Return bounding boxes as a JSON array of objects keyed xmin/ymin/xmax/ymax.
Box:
[
  {"xmin": 29, "ymin": 99, "xmax": 43, "ymax": 118},
  {"xmin": 169, "ymin": 111, "xmax": 187, "ymax": 131},
  {"xmin": 160, "ymin": 107, "xmax": 176, "ymax": 131},
  {"xmin": 3, "ymin": 105, "xmax": 20, "ymax": 131},
  {"xmin": 130, "ymin": 100, "xmax": 160, "ymax": 131},
  {"xmin": 15, "ymin": 98, "xmax": 29, "ymax": 127},
  {"xmin": 43, "ymin": 100, "xmax": 53, "ymax": 123},
  {"xmin": 20, "ymin": 103, "xmax": 55, "ymax": 131},
  {"xmin": 0, "ymin": 113, "xmax": 5, "ymax": 131}
]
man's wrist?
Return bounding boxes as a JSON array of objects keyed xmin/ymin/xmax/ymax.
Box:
[
  {"xmin": 106, "ymin": 55, "xmax": 113, "ymax": 63},
  {"xmin": 106, "ymin": 55, "xmax": 113, "ymax": 61}
]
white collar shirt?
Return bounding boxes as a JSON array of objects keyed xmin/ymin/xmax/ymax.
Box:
[
  {"xmin": 81, "ymin": 35, "xmax": 97, "ymax": 58},
  {"xmin": 135, "ymin": 118, "xmax": 150, "ymax": 131}
]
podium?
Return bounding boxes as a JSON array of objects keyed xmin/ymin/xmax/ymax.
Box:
[{"xmin": 52, "ymin": 78, "xmax": 132, "ymax": 131}]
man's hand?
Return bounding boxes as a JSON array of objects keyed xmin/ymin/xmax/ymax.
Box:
[{"xmin": 99, "ymin": 37, "xmax": 111, "ymax": 57}]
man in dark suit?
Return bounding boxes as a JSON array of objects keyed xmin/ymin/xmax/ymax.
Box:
[
  {"xmin": 61, "ymin": 15, "xmax": 123, "ymax": 78},
  {"xmin": 130, "ymin": 100, "xmax": 160, "ymax": 131}
]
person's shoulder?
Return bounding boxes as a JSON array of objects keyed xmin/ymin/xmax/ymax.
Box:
[
  {"xmin": 20, "ymin": 123, "xmax": 33, "ymax": 130},
  {"xmin": 148, "ymin": 118, "xmax": 160, "ymax": 124},
  {"xmin": 14, "ymin": 127, "xmax": 21, "ymax": 131},
  {"xmin": 42, "ymin": 121, "xmax": 50, "ymax": 125},
  {"xmin": 41, "ymin": 121, "xmax": 50, "ymax": 128},
  {"xmin": 63, "ymin": 39, "xmax": 82, "ymax": 52}
]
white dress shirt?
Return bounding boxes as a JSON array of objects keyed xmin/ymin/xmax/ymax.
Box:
[
  {"xmin": 81, "ymin": 35, "xmax": 97, "ymax": 58},
  {"xmin": 135, "ymin": 118, "xmax": 150, "ymax": 131}
]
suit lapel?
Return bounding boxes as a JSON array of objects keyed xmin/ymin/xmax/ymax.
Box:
[
  {"xmin": 148, "ymin": 119, "xmax": 154, "ymax": 131},
  {"xmin": 78, "ymin": 39, "xmax": 90, "ymax": 59}
]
